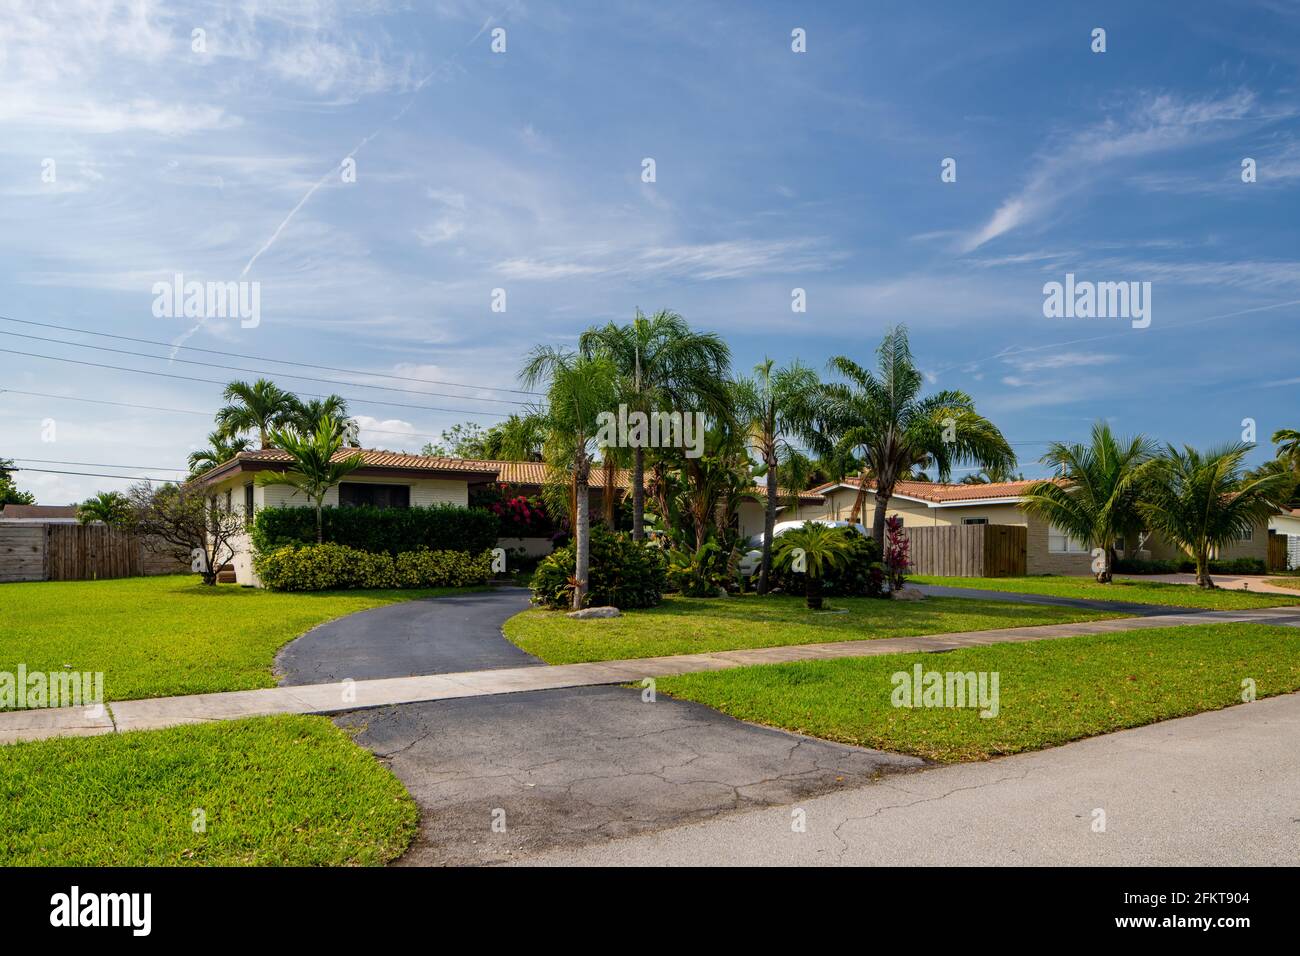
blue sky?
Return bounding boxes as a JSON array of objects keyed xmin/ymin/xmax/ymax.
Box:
[{"xmin": 1, "ymin": 0, "xmax": 1298, "ymax": 503}]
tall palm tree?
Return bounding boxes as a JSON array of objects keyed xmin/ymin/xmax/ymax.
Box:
[
  {"xmin": 960, "ymin": 465, "xmax": 1027, "ymax": 484},
  {"xmin": 815, "ymin": 325, "xmax": 1015, "ymax": 547},
  {"xmin": 1274, "ymin": 428, "xmax": 1300, "ymax": 471},
  {"xmin": 578, "ymin": 309, "xmax": 732, "ymax": 540},
  {"xmin": 1018, "ymin": 422, "xmax": 1156, "ymax": 583},
  {"xmin": 187, "ymin": 430, "xmax": 253, "ymax": 478},
  {"xmin": 734, "ymin": 358, "xmax": 820, "ymax": 594},
  {"xmin": 77, "ymin": 490, "xmax": 131, "ymax": 526},
  {"xmin": 255, "ymin": 420, "xmax": 365, "ymax": 543},
  {"xmin": 215, "ymin": 379, "xmax": 298, "ymax": 449},
  {"xmin": 520, "ymin": 346, "xmax": 620, "ymax": 610},
  {"xmin": 291, "ymin": 394, "xmax": 357, "ymax": 446},
  {"xmin": 1139, "ymin": 442, "xmax": 1290, "ymax": 588}
]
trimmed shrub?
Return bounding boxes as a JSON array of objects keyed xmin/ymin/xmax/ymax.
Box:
[
  {"xmin": 531, "ymin": 526, "xmax": 667, "ymax": 610},
  {"xmin": 766, "ymin": 530, "xmax": 884, "ymax": 598},
  {"xmin": 252, "ymin": 504, "xmax": 499, "ymax": 557},
  {"xmin": 1114, "ymin": 556, "xmax": 1268, "ymax": 575},
  {"xmin": 255, "ymin": 543, "xmax": 491, "ymax": 591}
]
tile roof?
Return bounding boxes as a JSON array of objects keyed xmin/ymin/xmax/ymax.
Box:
[
  {"xmin": 808, "ymin": 477, "xmax": 1056, "ymax": 504},
  {"xmin": 0, "ymin": 504, "xmax": 79, "ymax": 520},
  {"xmin": 473, "ymin": 460, "xmax": 824, "ymax": 502},
  {"xmin": 229, "ymin": 449, "xmax": 502, "ymax": 472}
]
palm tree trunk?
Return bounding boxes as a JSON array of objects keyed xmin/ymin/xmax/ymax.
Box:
[
  {"xmin": 315, "ymin": 501, "xmax": 324, "ymax": 544},
  {"xmin": 806, "ymin": 573, "xmax": 823, "ymax": 610},
  {"xmin": 872, "ymin": 490, "xmax": 890, "ymax": 547},
  {"xmin": 603, "ymin": 458, "xmax": 615, "ymax": 528},
  {"xmin": 758, "ymin": 457, "xmax": 778, "ymax": 595},
  {"xmin": 1196, "ymin": 551, "xmax": 1213, "ymax": 589},
  {"xmin": 573, "ymin": 466, "xmax": 590, "ymax": 610},
  {"xmin": 848, "ymin": 467, "xmax": 870, "ymax": 523},
  {"xmin": 631, "ymin": 445, "xmax": 645, "ymax": 540}
]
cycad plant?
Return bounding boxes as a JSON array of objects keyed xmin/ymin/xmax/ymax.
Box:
[
  {"xmin": 773, "ymin": 522, "xmax": 853, "ymax": 609},
  {"xmin": 1019, "ymin": 422, "xmax": 1155, "ymax": 582},
  {"xmin": 256, "ymin": 419, "xmax": 365, "ymax": 543},
  {"xmin": 1139, "ymin": 443, "xmax": 1290, "ymax": 588}
]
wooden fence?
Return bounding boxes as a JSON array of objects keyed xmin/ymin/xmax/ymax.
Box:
[
  {"xmin": 1267, "ymin": 533, "xmax": 1289, "ymax": 573},
  {"xmin": 904, "ymin": 524, "xmax": 1026, "ymax": 578},
  {"xmin": 0, "ymin": 523, "xmax": 188, "ymax": 583}
]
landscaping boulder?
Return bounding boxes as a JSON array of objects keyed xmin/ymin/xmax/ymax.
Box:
[
  {"xmin": 890, "ymin": 586, "xmax": 926, "ymax": 601},
  {"xmin": 566, "ymin": 606, "xmax": 622, "ymax": 619}
]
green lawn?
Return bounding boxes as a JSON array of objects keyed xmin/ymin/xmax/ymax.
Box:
[
  {"xmin": 1267, "ymin": 577, "xmax": 1300, "ymax": 590},
  {"xmin": 657, "ymin": 623, "xmax": 1300, "ymax": 762},
  {"xmin": 0, "ymin": 715, "xmax": 416, "ymax": 866},
  {"xmin": 0, "ymin": 575, "xmax": 483, "ymax": 706},
  {"xmin": 503, "ymin": 593, "xmax": 1127, "ymax": 664},
  {"xmin": 911, "ymin": 574, "xmax": 1300, "ymax": 609}
]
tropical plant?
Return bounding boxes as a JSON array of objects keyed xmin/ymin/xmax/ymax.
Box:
[
  {"xmin": 666, "ymin": 538, "xmax": 733, "ymax": 597},
  {"xmin": 733, "ymin": 358, "xmax": 821, "ymax": 594},
  {"xmin": 519, "ymin": 346, "xmax": 620, "ymax": 609},
  {"xmin": 812, "ymin": 325, "xmax": 1015, "ymax": 547},
  {"xmin": 215, "ymin": 378, "xmax": 299, "ymax": 448},
  {"xmin": 77, "ymin": 490, "xmax": 132, "ymax": 526},
  {"xmin": 188, "ymin": 430, "xmax": 253, "ymax": 478},
  {"xmin": 291, "ymin": 394, "xmax": 357, "ymax": 446},
  {"xmin": 0, "ymin": 458, "xmax": 35, "ymax": 506},
  {"xmin": 1138, "ymin": 443, "xmax": 1291, "ymax": 589},
  {"xmin": 773, "ymin": 521, "xmax": 854, "ymax": 609},
  {"xmin": 1274, "ymin": 428, "xmax": 1300, "ymax": 471},
  {"xmin": 882, "ymin": 515, "xmax": 910, "ymax": 592},
  {"xmin": 578, "ymin": 309, "xmax": 732, "ymax": 540},
  {"xmin": 530, "ymin": 525, "xmax": 667, "ymax": 610},
  {"xmin": 124, "ymin": 481, "xmax": 245, "ymax": 586},
  {"xmin": 960, "ymin": 465, "xmax": 1027, "ymax": 484},
  {"xmin": 1018, "ymin": 422, "xmax": 1156, "ymax": 582},
  {"xmin": 255, "ymin": 420, "xmax": 365, "ymax": 544}
]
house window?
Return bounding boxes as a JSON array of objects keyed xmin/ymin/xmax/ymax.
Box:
[
  {"xmin": 962, "ymin": 517, "xmax": 988, "ymax": 526},
  {"xmin": 1237, "ymin": 526, "xmax": 1253, "ymax": 542},
  {"xmin": 339, "ymin": 483, "xmax": 411, "ymax": 509},
  {"xmin": 1048, "ymin": 524, "xmax": 1089, "ymax": 554},
  {"xmin": 225, "ymin": 489, "xmax": 233, "ymax": 513},
  {"xmin": 244, "ymin": 483, "xmax": 255, "ymax": 528}
]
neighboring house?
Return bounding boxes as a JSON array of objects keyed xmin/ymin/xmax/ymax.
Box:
[
  {"xmin": 1272, "ymin": 508, "xmax": 1300, "ymax": 571},
  {"xmin": 0, "ymin": 504, "xmax": 80, "ymax": 524},
  {"xmin": 800, "ymin": 477, "xmax": 1275, "ymax": 575}
]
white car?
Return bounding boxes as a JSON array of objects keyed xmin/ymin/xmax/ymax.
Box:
[{"xmin": 738, "ymin": 520, "xmax": 870, "ymax": 577}]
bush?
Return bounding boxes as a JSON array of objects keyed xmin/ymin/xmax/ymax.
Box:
[
  {"xmin": 766, "ymin": 530, "xmax": 884, "ymax": 598},
  {"xmin": 252, "ymin": 504, "xmax": 499, "ymax": 557},
  {"xmin": 255, "ymin": 543, "xmax": 491, "ymax": 591},
  {"xmin": 1114, "ymin": 556, "xmax": 1268, "ymax": 575},
  {"xmin": 531, "ymin": 526, "xmax": 667, "ymax": 609}
]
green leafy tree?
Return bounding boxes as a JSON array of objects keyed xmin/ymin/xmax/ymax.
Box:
[
  {"xmin": 77, "ymin": 490, "xmax": 132, "ymax": 526},
  {"xmin": 773, "ymin": 522, "xmax": 854, "ymax": 609},
  {"xmin": 520, "ymin": 346, "xmax": 620, "ymax": 609},
  {"xmin": 0, "ymin": 458, "xmax": 36, "ymax": 506},
  {"xmin": 578, "ymin": 309, "xmax": 732, "ymax": 540},
  {"xmin": 188, "ymin": 430, "xmax": 253, "ymax": 478},
  {"xmin": 215, "ymin": 378, "xmax": 298, "ymax": 448},
  {"xmin": 1139, "ymin": 443, "xmax": 1291, "ymax": 589},
  {"xmin": 1019, "ymin": 422, "xmax": 1155, "ymax": 582},
  {"xmin": 255, "ymin": 420, "xmax": 365, "ymax": 544},
  {"xmin": 814, "ymin": 325, "xmax": 1015, "ymax": 546}
]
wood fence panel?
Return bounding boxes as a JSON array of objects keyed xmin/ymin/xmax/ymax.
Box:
[
  {"xmin": 1267, "ymin": 533, "xmax": 1288, "ymax": 573},
  {"xmin": 0, "ymin": 525, "xmax": 47, "ymax": 582},
  {"xmin": 903, "ymin": 524, "xmax": 1026, "ymax": 578}
]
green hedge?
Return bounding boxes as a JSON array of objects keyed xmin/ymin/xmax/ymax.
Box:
[
  {"xmin": 765, "ymin": 530, "xmax": 885, "ymax": 597},
  {"xmin": 254, "ymin": 543, "xmax": 492, "ymax": 591},
  {"xmin": 252, "ymin": 504, "xmax": 499, "ymax": 557},
  {"xmin": 531, "ymin": 526, "xmax": 666, "ymax": 610},
  {"xmin": 1114, "ymin": 556, "xmax": 1268, "ymax": 575}
]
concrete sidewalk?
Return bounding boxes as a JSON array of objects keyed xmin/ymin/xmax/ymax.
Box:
[{"xmin": 6, "ymin": 604, "xmax": 1300, "ymax": 745}]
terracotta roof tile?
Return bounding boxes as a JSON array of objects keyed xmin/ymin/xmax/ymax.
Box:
[
  {"xmin": 232, "ymin": 449, "xmax": 502, "ymax": 472},
  {"xmin": 0, "ymin": 504, "xmax": 79, "ymax": 519},
  {"xmin": 808, "ymin": 477, "xmax": 1058, "ymax": 504}
]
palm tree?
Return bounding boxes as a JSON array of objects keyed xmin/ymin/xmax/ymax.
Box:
[
  {"xmin": 1018, "ymin": 423, "xmax": 1155, "ymax": 582},
  {"xmin": 578, "ymin": 309, "xmax": 732, "ymax": 541},
  {"xmin": 960, "ymin": 465, "xmax": 1027, "ymax": 484},
  {"xmin": 734, "ymin": 358, "xmax": 820, "ymax": 594},
  {"xmin": 291, "ymin": 394, "xmax": 357, "ymax": 446},
  {"xmin": 815, "ymin": 325, "xmax": 1015, "ymax": 547},
  {"xmin": 1139, "ymin": 443, "xmax": 1290, "ymax": 589},
  {"xmin": 77, "ymin": 490, "xmax": 131, "ymax": 526},
  {"xmin": 1274, "ymin": 428, "xmax": 1300, "ymax": 471},
  {"xmin": 215, "ymin": 379, "xmax": 298, "ymax": 448},
  {"xmin": 255, "ymin": 419, "xmax": 365, "ymax": 543},
  {"xmin": 188, "ymin": 430, "xmax": 253, "ymax": 478},
  {"xmin": 773, "ymin": 522, "xmax": 853, "ymax": 609},
  {"xmin": 520, "ymin": 346, "xmax": 620, "ymax": 610}
]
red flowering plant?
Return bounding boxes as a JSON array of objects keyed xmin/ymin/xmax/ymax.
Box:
[
  {"xmin": 470, "ymin": 482, "xmax": 554, "ymax": 537},
  {"xmin": 883, "ymin": 515, "xmax": 910, "ymax": 593}
]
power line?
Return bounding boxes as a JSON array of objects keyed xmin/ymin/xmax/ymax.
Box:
[
  {"xmin": 0, "ymin": 314, "xmax": 543, "ymax": 396},
  {"xmin": 0, "ymin": 347, "xmax": 513, "ymax": 419},
  {"xmin": 11, "ymin": 457, "xmax": 187, "ymax": 472},
  {"xmin": 9, "ymin": 466, "xmax": 179, "ymax": 482},
  {"xmin": 0, "ymin": 328, "xmax": 530, "ymax": 408}
]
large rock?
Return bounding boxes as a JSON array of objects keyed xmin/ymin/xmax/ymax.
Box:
[
  {"xmin": 890, "ymin": 586, "xmax": 926, "ymax": 601},
  {"xmin": 566, "ymin": 606, "xmax": 622, "ymax": 619}
]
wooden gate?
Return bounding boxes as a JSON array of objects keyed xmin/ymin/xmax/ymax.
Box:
[
  {"xmin": 904, "ymin": 524, "xmax": 1026, "ymax": 578},
  {"xmin": 1267, "ymin": 533, "xmax": 1289, "ymax": 573}
]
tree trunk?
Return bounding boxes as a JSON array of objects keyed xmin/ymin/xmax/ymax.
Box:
[
  {"xmin": 603, "ymin": 458, "xmax": 616, "ymax": 528},
  {"xmin": 872, "ymin": 490, "xmax": 890, "ymax": 548},
  {"xmin": 631, "ymin": 445, "xmax": 645, "ymax": 541},
  {"xmin": 758, "ymin": 457, "xmax": 778, "ymax": 595},
  {"xmin": 806, "ymin": 573, "xmax": 823, "ymax": 610},
  {"xmin": 847, "ymin": 467, "xmax": 871, "ymax": 523},
  {"xmin": 573, "ymin": 460, "xmax": 591, "ymax": 610},
  {"xmin": 315, "ymin": 501, "xmax": 324, "ymax": 544},
  {"xmin": 1196, "ymin": 551, "xmax": 1214, "ymax": 589}
]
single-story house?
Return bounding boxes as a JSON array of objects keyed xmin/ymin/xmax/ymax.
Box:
[
  {"xmin": 0, "ymin": 504, "xmax": 80, "ymax": 524},
  {"xmin": 1272, "ymin": 508, "xmax": 1300, "ymax": 571},
  {"xmin": 800, "ymin": 477, "xmax": 1275, "ymax": 575}
]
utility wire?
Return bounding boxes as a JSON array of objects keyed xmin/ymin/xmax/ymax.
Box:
[{"xmin": 10, "ymin": 457, "xmax": 187, "ymax": 472}]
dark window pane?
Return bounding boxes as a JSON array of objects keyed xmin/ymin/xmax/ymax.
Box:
[{"xmin": 339, "ymin": 483, "xmax": 411, "ymax": 508}]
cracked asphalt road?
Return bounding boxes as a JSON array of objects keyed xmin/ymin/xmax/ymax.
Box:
[
  {"xmin": 334, "ymin": 685, "xmax": 924, "ymax": 866},
  {"xmin": 513, "ymin": 690, "xmax": 1300, "ymax": 866}
]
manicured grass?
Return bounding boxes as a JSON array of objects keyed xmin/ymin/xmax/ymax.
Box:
[
  {"xmin": 1267, "ymin": 577, "xmax": 1300, "ymax": 590},
  {"xmin": 0, "ymin": 575, "xmax": 484, "ymax": 706},
  {"xmin": 503, "ymin": 593, "xmax": 1126, "ymax": 664},
  {"xmin": 657, "ymin": 623, "xmax": 1300, "ymax": 762},
  {"xmin": 912, "ymin": 574, "xmax": 1300, "ymax": 609},
  {"xmin": 0, "ymin": 715, "xmax": 417, "ymax": 866}
]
